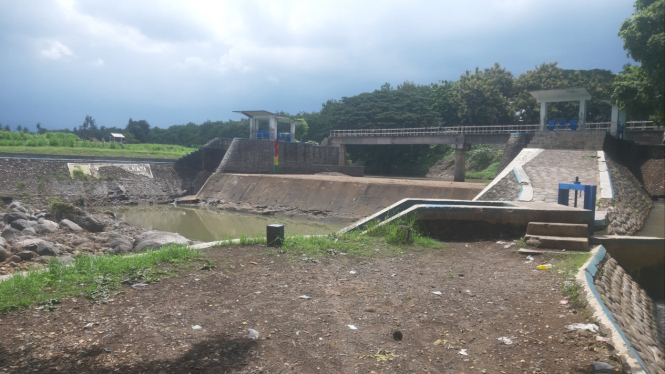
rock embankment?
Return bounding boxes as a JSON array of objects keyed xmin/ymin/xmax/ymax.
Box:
[
  {"xmin": 594, "ymin": 255, "xmax": 665, "ymax": 374},
  {"xmin": 600, "ymin": 158, "xmax": 653, "ymax": 235},
  {"xmin": 0, "ymin": 201, "xmax": 192, "ymax": 276}
]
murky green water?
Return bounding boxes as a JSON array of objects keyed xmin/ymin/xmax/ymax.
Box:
[
  {"xmin": 114, "ymin": 205, "xmax": 345, "ymax": 242},
  {"xmin": 636, "ymin": 198, "xmax": 665, "ymax": 238}
]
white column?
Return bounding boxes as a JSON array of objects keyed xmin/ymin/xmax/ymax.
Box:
[
  {"xmin": 269, "ymin": 115, "xmax": 277, "ymax": 141},
  {"xmin": 539, "ymin": 102, "xmax": 547, "ymax": 131},
  {"xmin": 610, "ymin": 104, "xmax": 619, "ymax": 136},
  {"xmin": 578, "ymin": 100, "xmax": 587, "ymax": 131},
  {"xmin": 249, "ymin": 118, "xmax": 256, "ymax": 139},
  {"xmin": 290, "ymin": 121, "xmax": 296, "ymax": 141}
]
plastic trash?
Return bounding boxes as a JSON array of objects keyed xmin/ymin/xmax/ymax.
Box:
[
  {"xmin": 559, "ymin": 300, "xmax": 569, "ymax": 305},
  {"xmin": 103, "ymin": 348, "xmax": 111, "ymax": 353},
  {"xmin": 298, "ymin": 295, "xmax": 312, "ymax": 300},
  {"xmin": 247, "ymin": 328, "xmax": 259, "ymax": 340},
  {"xmin": 458, "ymin": 349, "xmax": 468, "ymax": 355},
  {"xmin": 83, "ymin": 323, "xmax": 94, "ymax": 329},
  {"xmin": 525, "ymin": 255, "xmax": 534, "ymax": 263},
  {"xmin": 349, "ymin": 270, "xmax": 357, "ymax": 275},
  {"xmin": 347, "ymin": 325, "xmax": 358, "ymax": 330},
  {"xmin": 131, "ymin": 283, "xmax": 149, "ymax": 289},
  {"xmin": 432, "ymin": 291, "xmax": 442, "ymax": 296},
  {"xmin": 595, "ymin": 336, "xmax": 607, "ymax": 342},
  {"xmin": 566, "ymin": 323, "xmax": 599, "ymax": 333},
  {"xmin": 497, "ymin": 337, "xmax": 513, "ymax": 345},
  {"xmin": 192, "ymin": 325, "xmax": 202, "ymax": 330},
  {"xmin": 536, "ymin": 264, "xmax": 552, "ymax": 270}
]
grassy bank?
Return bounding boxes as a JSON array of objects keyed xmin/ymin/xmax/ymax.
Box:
[
  {"xmin": 0, "ymin": 245, "xmax": 201, "ymax": 313},
  {"xmin": 0, "ymin": 131, "xmax": 195, "ymax": 158},
  {"xmin": 0, "ymin": 145, "xmax": 194, "ymax": 159}
]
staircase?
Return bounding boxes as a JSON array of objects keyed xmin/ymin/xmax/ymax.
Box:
[
  {"xmin": 523, "ymin": 222, "xmax": 590, "ymax": 251},
  {"xmin": 526, "ymin": 131, "xmax": 606, "ymax": 150}
]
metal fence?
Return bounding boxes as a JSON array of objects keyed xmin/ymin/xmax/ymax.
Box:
[{"xmin": 329, "ymin": 121, "xmax": 658, "ymax": 137}]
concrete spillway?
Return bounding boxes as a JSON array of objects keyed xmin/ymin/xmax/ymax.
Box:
[{"xmin": 195, "ymin": 173, "xmax": 485, "ymax": 220}]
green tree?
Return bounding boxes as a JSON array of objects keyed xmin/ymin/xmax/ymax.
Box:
[
  {"xmin": 457, "ymin": 66, "xmax": 514, "ymax": 125},
  {"xmin": 512, "ymin": 62, "xmax": 567, "ymax": 123},
  {"xmin": 125, "ymin": 119, "xmax": 151, "ymax": 143},
  {"xmin": 16, "ymin": 125, "xmax": 22, "ymax": 132},
  {"xmin": 614, "ymin": 0, "xmax": 664, "ymax": 124},
  {"xmin": 430, "ymin": 80, "xmax": 460, "ymax": 126}
]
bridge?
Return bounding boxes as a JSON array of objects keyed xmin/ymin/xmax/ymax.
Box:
[{"xmin": 326, "ymin": 121, "xmax": 660, "ymax": 181}]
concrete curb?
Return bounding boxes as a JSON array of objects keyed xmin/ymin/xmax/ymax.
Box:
[
  {"xmin": 597, "ymin": 151, "xmax": 614, "ymax": 200},
  {"xmin": 513, "ymin": 165, "xmax": 533, "ymax": 202},
  {"xmin": 576, "ymin": 245, "xmax": 647, "ymax": 373}
]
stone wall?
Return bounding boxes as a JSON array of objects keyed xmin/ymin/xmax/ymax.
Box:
[
  {"xmin": 174, "ymin": 138, "xmax": 233, "ymax": 173},
  {"xmin": 216, "ymin": 139, "xmax": 364, "ymax": 176},
  {"xmin": 600, "ymin": 157, "xmax": 653, "ymax": 235},
  {"xmin": 594, "ymin": 255, "xmax": 665, "ymax": 374},
  {"xmin": 477, "ymin": 170, "xmax": 520, "ymax": 201},
  {"xmin": 497, "ymin": 133, "xmax": 534, "ymax": 173},
  {"xmin": 0, "ymin": 159, "xmax": 194, "ymax": 207}
]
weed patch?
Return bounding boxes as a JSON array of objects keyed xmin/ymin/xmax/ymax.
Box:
[{"xmin": 0, "ymin": 244, "xmax": 200, "ymax": 313}]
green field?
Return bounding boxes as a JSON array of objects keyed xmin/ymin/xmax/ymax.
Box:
[{"xmin": 0, "ymin": 131, "xmax": 195, "ymax": 158}]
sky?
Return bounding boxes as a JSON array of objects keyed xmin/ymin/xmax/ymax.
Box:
[{"xmin": 0, "ymin": 0, "xmax": 636, "ymax": 131}]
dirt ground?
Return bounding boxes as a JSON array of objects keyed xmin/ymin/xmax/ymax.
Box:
[{"xmin": 0, "ymin": 242, "xmax": 622, "ymax": 373}]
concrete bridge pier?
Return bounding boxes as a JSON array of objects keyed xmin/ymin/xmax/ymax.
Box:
[
  {"xmin": 338, "ymin": 144, "xmax": 346, "ymax": 166},
  {"xmin": 452, "ymin": 143, "xmax": 471, "ymax": 182}
]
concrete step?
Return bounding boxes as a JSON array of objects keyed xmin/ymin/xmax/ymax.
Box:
[
  {"xmin": 524, "ymin": 234, "xmax": 589, "ymax": 251},
  {"xmin": 526, "ymin": 222, "xmax": 588, "ymax": 238}
]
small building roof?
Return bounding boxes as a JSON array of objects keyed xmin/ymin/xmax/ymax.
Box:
[
  {"xmin": 233, "ymin": 110, "xmax": 275, "ymax": 118},
  {"xmin": 110, "ymin": 133, "xmax": 125, "ymax": 138},
  {"xmin": 529, "ymin": 87, "xmax": 592, "ymax": 103}
]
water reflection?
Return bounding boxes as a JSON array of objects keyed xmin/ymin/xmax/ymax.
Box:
[{"xmin": 114, "ymin": 205, "xmax": 345, "ymax": 242}]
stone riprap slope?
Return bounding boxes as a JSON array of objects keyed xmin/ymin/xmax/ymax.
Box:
[
  {"xmin": 477, "ymin": 170, "xmax": 520, "ymax": 201},
  {"xmin": 594, "ymin": 255, "xmax": 665, "ymax": 374},
  {"xmin": 0, "ymin": 201, "xmax": 191, "ymax": 277},
  {"xmin": 0, "ymin": 159, "xmax": 195, "ymax": 206},
  {"xmin": 599, "ymin": 158, "xmax": 653, "ymax": 235},
  {"xmin": 641, "ymin": 158, "xmax": 665, "ymax": 197}
]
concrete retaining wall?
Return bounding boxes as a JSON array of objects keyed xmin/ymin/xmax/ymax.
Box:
[
  {"xmin": 497, "ymin": 133, "xmax": 534, "ymax": 173},
  {"xmin": 0, "ymin": 159, "xmax": 195, "ymax": 206},
  {"xmin": 196, "ymin": 174, "xmax": 484, "ymax": 220},
  {"xmin": 174, "ymin": 138, "xmax": 233, "ymax": 173},
  {"xmin": 216, "ymin": 139, "xmax": 363, "ymax": 176}
]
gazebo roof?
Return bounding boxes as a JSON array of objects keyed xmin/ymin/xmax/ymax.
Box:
[
  {"xmin": 233, "ymin": 110, "xmax": 275, "ymax": 118},
  {"xmin": 529, "ymin": 87, "xmax": 592, "ymax": 103}
]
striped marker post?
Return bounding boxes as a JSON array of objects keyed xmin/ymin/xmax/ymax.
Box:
[{"xmin": 274, "ymin": 139, "xmax": 279, "ymax": 173}]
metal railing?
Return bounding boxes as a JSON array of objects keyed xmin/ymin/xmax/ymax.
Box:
[
  {"xmin": 330, "ymin": 124, "xmax": 540, "ymax": 137},
  {"xmin": 329, "ymin": 121, "xmax": 659, "ymax": 137}
]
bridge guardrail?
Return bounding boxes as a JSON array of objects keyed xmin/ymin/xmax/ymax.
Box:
[{"xmin": 329, "ymin": 121, "xmax": 658, "ymax": 137}]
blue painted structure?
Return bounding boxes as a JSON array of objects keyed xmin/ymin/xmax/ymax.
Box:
[{"xmin": 558, "ymin": 182, "xmax": 597, "ymax": 235}]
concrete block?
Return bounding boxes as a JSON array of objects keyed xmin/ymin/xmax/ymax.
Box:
[
  {"xmin": 524, "ymin": 234, "xmax": 589, "ymax": 251},
  {"xmin": 526, "ymin": 222, "xmax": 589, "ymax": 237},
  {"xmin": 267, "ymin": 224, "xmax": 284, "ymax": 247}
]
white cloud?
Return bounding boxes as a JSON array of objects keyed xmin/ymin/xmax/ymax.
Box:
[
  {"xmin": 92, "ymin": 58, "xmax": 104, "ymax": 66},
  {"xmin": 40, "ymin": 40, "xmax": 73, "ymax": 59}
]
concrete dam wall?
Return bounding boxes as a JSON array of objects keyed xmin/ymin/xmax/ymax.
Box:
[{"xmin": 196, "ymin": 174, "xmax": 484, "ymax": 220}]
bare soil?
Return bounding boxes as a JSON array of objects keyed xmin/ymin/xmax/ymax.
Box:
[{"xmin": 0, "ymin": 243, "xmax": 622, "ymax": 373}]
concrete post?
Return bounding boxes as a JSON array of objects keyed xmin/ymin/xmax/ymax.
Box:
[
  {"xmin": 290, "ymin": 121, "xmax": 296, "ymax": 141},
  {"xmin": 619, "ymin": 111, "xmax": 626, "ymax": 139},
  {"xmin": 610, "ymin": 104, "xmax": 619, "ymax": 136},
  {"xmin": 539, "ymin": 102, "xmax": 548, "ymax": 131},
  {"xmin": 338, "ymin": 144, "xmax": 346, "ymax": 166},
  {"xmin": 578, "ymin": 100, "xmax": 587, "ymax": 131},
  {"xmin": 249, "ymin": 118, "xmax": 256, "ymax": 139},
  {"xmin": 269, "ymin": 115, "xmax": 277, "ymax": 141},
  {"xmin": 453, "ymin": 147, "xmax": 466, "ymax": 182}
]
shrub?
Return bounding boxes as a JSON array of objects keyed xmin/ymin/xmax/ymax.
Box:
[
  {"xmin": 72, "ymin": 169, "xmax": 87, "ymax": 180},
  {"xmin": 16, "ymin": 181, "xmax": 26, "ymax": 191},
  {"xmin": 50, "ymin": 199, "xmax": 77, "ymax": 221}
]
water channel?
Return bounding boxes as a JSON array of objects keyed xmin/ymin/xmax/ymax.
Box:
[{"xmin": 114, "ymin": 205, "xmax": 345, "ymax": 242}]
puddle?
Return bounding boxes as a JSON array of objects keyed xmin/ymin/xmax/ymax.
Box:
[{"xmin": 113, "ymin": 205, "xmax": 345, "ymax": 242}]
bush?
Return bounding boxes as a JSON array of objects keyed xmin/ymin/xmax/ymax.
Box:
[
  {"xmin": 72, "ymin": 169, "xmax": 87, "ymax": 180},
  {"xmin": 50, "ymin": 199, "xmax": 78, "ymax": 221},
  {"xmin": 16, "ymin": 181, "xmax": 26, "ymax": 191}
]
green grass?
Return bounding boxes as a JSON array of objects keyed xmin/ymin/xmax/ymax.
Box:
[
  {"xmin": 0, "ymin": 131, "xmax": 196, "ymax": 158},
  {"xmin": 0, "ymin": 244, "xmax": 201, "ymax": 313},
  {"xmin": 466, "ymin": 161, "xmax": 500, "ymax": 180},
  {"xmin": 548, "ymin": 252, "xmax": 592, "ymax": 311},
  {"xmin": 0, "ymin": 145, "xmax": 194, "ymax": 159}
]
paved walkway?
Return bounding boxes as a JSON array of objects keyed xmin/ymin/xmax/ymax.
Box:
[{"xmin": 523, "ymin": 150, "xmax": 600, "ymax": 206}]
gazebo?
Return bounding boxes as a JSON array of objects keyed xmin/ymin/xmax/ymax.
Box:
[
  {"xmin": 233, "ymin": 110, "xmax": 298, "ymax": 141},
  {"xmin": 109, "ymin": 133, "xmax": 125, "ymax": 143},
  {"xmin": 529, "ymin": 87, "xmax": 625, "ymax": 136}
]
